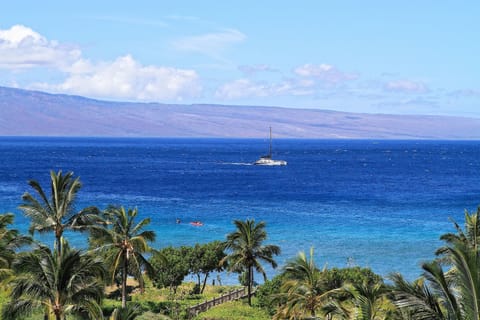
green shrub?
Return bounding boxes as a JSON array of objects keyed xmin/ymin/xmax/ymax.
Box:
[
  {"xmin": 102, "ymin": 299, "xmax": 122, "ymax": 317},
  {"xmin": 255, "ymin": 274, "xmax": 285, "ymax": 315}
]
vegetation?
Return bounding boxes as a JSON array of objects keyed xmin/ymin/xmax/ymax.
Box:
[
  {"xmin": 3, "ymin": 170, "xmax": 480, "ymax": 319},
  {"xmin": 193, "ymin": 301, "xmax": 271, "ymax": 320},
  {"xmin": 390, "ymin": 208, "xmax": 480, "ymax": 319},
  {"xmin": 0, "ymin": 213, "xmax": 31, "ymax": 281},
  {"xmin": 222, "ymin": 219, "xmax": 281, "ymax": 306},
  {"xmin": 189, "ymin": 241, "xmax": 226, "ymax": 294},
  {"xmin": 91, "ymin": 205, "xmax": 156, "ymax": 308},
  {"xmin": 19, "ymin": 170, "xmax": 102, "ymax": 256},
  {"xmin": 2, "ymin": 238, "xmax": 105, "ymax": 320},
  {"xmin": 151, "ymin": 246, "xmax": 190, "ymax": 294},
  {"xmin": 273, "ymin": 248, "xmax": 335, "ymax": 319}
]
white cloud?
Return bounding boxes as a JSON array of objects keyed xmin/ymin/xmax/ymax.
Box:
[
  {"xmin": 0, "ymin": 25, "xmax": 81, "ymax": 69},
  {"xmin": 384, "ymin": 80, "xmax": 428, "ymax": 93},
  {"xmin": 0, "ymin": 25, "xmax": 201, "ymax": 101},
  {"xmin": 172, "ymin": 29, "xmax": 246, "ymax": 59},
  {"xmin": 238, "ymin": 64, "xmax": 278, "ymax": 75},
  {"xmin": 215, "ymin": 79, "xmax": 269, "ymax": 99},
  {"xmin": 294, "ymin": 63, "xmax": 358, "ymax": 84},
  {"xmin": 448, "ymin": 88, "xmax": 480, "ymax": 99},
  {"xmin": 215, "ymin": 78, "xmax": 313, "ymax": 100},
  {"xmin": 34, "ymin": 55, "xmax": 202, "ymax": 101}
]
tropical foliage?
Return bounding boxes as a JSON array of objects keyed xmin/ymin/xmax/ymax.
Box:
[
  {"xmin": 222, "ymin": 219, "xmax": 281, "ymax": 306},
  {"xmin": 19, "ymin": 170, "xmax": 101, "ymax": 255},
  {"xmin": 0, "ymin": 213, "xmax": 31, "ymax": 281},
  {"xmin": 6, "ymin": 170, "xmax": 480, "ymax": 320},
  {"xmin": 151, "ymin": 246, "xmax": 190, "ymax": 294},
  {"xmin": 90, "ymin": 206, "xmax": 156, "ymax": 308},
  {"xmin": 1, "ymin": 238, "xmax": 105, "ymax": 320},
  {"xmin": 273, "ymin": 248, "xmax": 336, "ymax": 319},
  {"xmin": 188, "ymin": 241, "xmax": 226, "ymax": 293},
  {"xmin": 390, "ymin": 208, "xmax": 480, "ymax": 320}
]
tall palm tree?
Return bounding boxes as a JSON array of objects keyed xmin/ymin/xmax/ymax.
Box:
[
  {"xmin": 19, "ymin": 170, "xmax": 102, "ymax": 256},
  {"xmin": 274, "ymin": 248, "xmax": 335, "ymax": 319},
  {"xmin": 91, "ymin": 206, "xmax": 156, "ymax": 308},
  {"xmin": 0, "ymin": 213, "xmax": 31, "ymax": 281},
  {"xmin": 222, "ymin": 219, "xmax": 280, "ymax": 306},
  {"xmin": 1, "ymin": 238, "xmax": 105, "ymax": 320}
]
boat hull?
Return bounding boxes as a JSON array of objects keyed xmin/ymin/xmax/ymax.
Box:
[{"xmin": 254, "ymin": 159, "xmax": 287, "ymax": 166}]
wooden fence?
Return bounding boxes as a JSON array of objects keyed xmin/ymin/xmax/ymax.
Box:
[{"xmin": 187, "ymin": 287, "xmax": 251, "ymax": 318}]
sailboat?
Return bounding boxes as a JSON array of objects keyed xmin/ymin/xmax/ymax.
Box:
[{"xmin": 254, "ymin": 127, "xmax": 287, "ymax": 166}]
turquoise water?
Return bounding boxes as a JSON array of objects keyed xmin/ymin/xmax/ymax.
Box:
[{"xmin": 1, "ymin": 137, "xmax": 479, "ymax": 283}]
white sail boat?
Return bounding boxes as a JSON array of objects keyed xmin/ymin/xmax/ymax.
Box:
[{"xmin": 254, "ymin": 127, "xmax": 287, "ymax": 166}]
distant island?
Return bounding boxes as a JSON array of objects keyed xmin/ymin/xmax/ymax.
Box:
[{"xmin": 1, "ymin": 86, "xmax": 480, "ymax": 139}]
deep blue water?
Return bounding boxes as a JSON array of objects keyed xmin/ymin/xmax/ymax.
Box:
[{"xmin": 1, "ymin": 137, "xmax": 480, "ymax": 283}]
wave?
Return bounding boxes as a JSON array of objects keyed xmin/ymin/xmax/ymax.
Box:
[{"xmin": 219, "ymin": 162, "xmax": 253, "ymax": 166}]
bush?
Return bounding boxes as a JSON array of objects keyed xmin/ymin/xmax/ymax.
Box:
[{"xmin": 255, "ymin": 274, "xmax": 285, "ymax": 315}]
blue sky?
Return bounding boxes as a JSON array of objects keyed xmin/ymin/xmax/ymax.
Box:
[{"xmin": 1, "ymin": 1, "xmax": 479, "ymax": 116}]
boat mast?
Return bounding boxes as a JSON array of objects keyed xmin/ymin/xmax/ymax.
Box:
[{"xmin": 269, "ymin": 126, "xmax": 272, "ymax": 157}]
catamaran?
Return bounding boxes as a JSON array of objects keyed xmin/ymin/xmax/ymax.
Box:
[{"xmin": 254, "ymin": 127, "xmax": 287, "ymax": 166}]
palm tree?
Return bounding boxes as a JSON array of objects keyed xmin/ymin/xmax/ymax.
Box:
[
  {"xmin": 19, "ymin": 170, "xmax": 102, "ymax": 256},
  {"xmin": 389, "ymin": 272, "xmax": 446, "ymax": 319},
  {"xmin": 390, "ymin": 209, "xmax": 480, "ymax": 319},
  {"xmin": 222, "ymin": 219, "xmax": 280, "ymax": 306},
  {"xmin": 91, "ymin": 206, "xmax": 156, "ymax": 308},
  {"xmin": 437, "ymin": 208, "xmax": 480, "ymax": 258},
  {"xmin": 274, "ymin": 248, "xmax": 335, "ymax": 319},
  {"xmin": 0, "ymin": 213, "xmax": 31, "ymax": 281},
  {"xmin": 339, "ymin": 281, "xmax": 392, "ymax": 320},
  {"xmin": 1, "ymin": 238, "xmax": 105, "ymax": 320}
]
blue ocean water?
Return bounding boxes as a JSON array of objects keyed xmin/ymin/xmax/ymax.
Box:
[{"xmin": 1, "ymin": 137, "xmax": 479, "ymax": 283}]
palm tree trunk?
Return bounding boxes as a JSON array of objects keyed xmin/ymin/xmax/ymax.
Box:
[
  {"xmin": 56, "ymin": 234, "xmax": 62, "ymax": 257},
  {"xmin": 122, "ymin": 256, "xmax": 128, "ymax": 308},
  {"xmin": 247, "ymin": 266, "xmax": 252, "ymax": 306}
]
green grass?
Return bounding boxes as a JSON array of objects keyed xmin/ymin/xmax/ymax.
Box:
[{"xmin": 192, "ymin": 301, "xmax": 271, "ymax": 320}]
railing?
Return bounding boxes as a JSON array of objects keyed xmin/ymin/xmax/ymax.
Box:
[{"xmin": 187, "ymin": 287, "xmax": 250, "ymax": 318}]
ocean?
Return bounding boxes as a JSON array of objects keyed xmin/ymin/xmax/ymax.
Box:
[{"xmin": 1, "ymin": 137, "xmax": 479, "ymax": 284}]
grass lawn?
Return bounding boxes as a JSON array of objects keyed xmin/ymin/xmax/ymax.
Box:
[{"xmin": 192, "ymin": 301, "xmax": 271, "ymax": 320}]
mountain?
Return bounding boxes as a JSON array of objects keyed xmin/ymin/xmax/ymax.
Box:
[{"xmin": 1, "ymin": 86, "xmax": 479, "ymax": 139}]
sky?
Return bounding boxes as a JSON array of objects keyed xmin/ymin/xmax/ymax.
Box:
[{"xmin": 1, "ymin": 1, "xmax": 479, "ymax": 117}]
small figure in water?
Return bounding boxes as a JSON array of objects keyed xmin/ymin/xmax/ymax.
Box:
[{"xmin": 176, "ymin": 218, "xmax": 181, "ymax": 224}]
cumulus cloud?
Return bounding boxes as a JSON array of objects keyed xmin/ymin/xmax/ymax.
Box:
[
  {"xmin": 384, "ymin": 80, "xmax": 428, "ymax": 93},
  {"xmin": 0, "ymin": 25, "xmax": 201, "ymax": 101},
  {"xmin": 34, "ymin": 55, "xmax": 201, "ymax": 101},
  {"xmin": 0, "ymin": 24, "xmax": 80, "ymax": 69},
  {"xmin": 216, "ymin": 63, "xmax": 358, "ymax": 100},
  {"xmin": 294, "ymin": 63, "xmax": 358, "ymax": 84},
  {"xmin": 172, "ymin": 29, "xmax": 246, "ymax": 59}
]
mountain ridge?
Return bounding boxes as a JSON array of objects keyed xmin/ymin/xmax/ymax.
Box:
[{"xmin": 1, "ymin": 86, "xmax": 480, "ymax": 139}]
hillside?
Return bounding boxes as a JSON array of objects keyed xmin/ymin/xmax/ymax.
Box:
[{"xmin": 1, "ymin": 86, "xmax": 479, "ymax": 139}]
